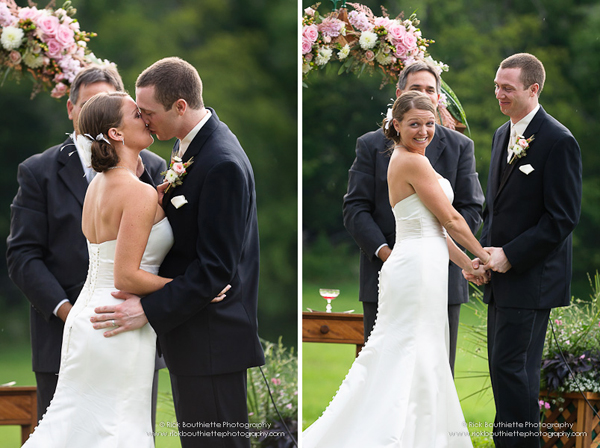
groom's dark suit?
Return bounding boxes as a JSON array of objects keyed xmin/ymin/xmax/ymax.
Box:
[
  {"xmin": 481, "ymin": 106, "xmax": 581, "ymax": 447},
  {"xmin": 6, "ymin": 136, "xmax": 166, "ymax": 420},
  {"xmin": 343, "ymin": 125, "xmax": 484, "ymax": 370},
  {"xmin": 141, "ymin": 109, "xmax": 264, "ymax": 447}
]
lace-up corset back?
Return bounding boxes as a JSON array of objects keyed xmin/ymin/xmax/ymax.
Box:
[{"xmin": 393, "ymin": 178, "xmax": 454, "ymax": 242}]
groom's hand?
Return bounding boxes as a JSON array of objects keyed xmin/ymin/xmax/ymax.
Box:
[
  {"xmin": 482, "ymin": 247, "xmax": 512, "ymax": 273},
  {"xmin": 90, "ymin": 291, "xmax": 148, "ymax": 337}
]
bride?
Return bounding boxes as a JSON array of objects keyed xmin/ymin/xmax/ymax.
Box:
[
  {"xmin": 303, "ymin": 91, "xmax": 490, "ymax": 447},
  {"xmin": 23, "ymin": 92, "xmax": 226, "ymax": 447}
]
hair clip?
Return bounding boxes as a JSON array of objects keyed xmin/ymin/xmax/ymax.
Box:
[{"xmin": 84, "ymin": 133, "xmax": 111, "ymax": 146}]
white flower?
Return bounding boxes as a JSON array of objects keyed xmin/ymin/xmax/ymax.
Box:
[
  {"xmin": 1, "ymin": 26, "xmax": 24, "ymax": 51},
  {"xmin": 338, "ymin": 44, "xmax": 350, "ymax": 60},
  {"xmin": 375, "ymin": 50, "xmax": 393, "ymax": 65},
  {"xmin": 302, "ymin": 63, "xmax": 312, "ymax": 74},
  {"xmin": 75, "ymin": 133, "xmax": 93, "ymax": 167},
  {"xmin": 315, "ymin": 47, "xmax": 333, "ymax": 66},
  {"xmin": 164, "ymin": 170, "xmax": 178, "ymax": 183},
  {"xmin": 359, "ymin": 31, "xmax": 378, "ymax": 50}
]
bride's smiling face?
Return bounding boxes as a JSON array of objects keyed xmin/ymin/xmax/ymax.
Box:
[
  {"xmin": 115, "ymin": 97, "xmax": 154, "ymax": 149},
  {"xmin": 395, "ymin": 108, "xmax": 435, "ymax": 153}
]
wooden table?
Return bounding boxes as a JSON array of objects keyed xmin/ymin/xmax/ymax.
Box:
[
  {"xmin": 0, "ymin": 386, "xmax": 37, "ymax": 444},
  {"xmin": 302, "ymin": 311, "xmax": 365, "ymax": 357}
]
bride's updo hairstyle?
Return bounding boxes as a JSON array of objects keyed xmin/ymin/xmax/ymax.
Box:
[
  {"xmin": 78, "ymin": 91, "xmax": 129, "ymax": 172},
  {"xmin": 382, "ymin": 91, "xmax": 436, "ymax": 145}
]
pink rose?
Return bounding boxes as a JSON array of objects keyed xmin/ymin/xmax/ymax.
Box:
[
  {"xmin": 18, "ymin": 7, "xmax": 41, "ymax": 22},
  {"xmin": 302, "ymin": 25, "xmax": 319, "ymax": 43},
  {"xmin": 304, "ymin": 7, "xmax": 315, "ymax": 16},
  {"xmin": 50, "ymin": 82, "xmax": 68, "ymax": 98},
  {"xmin": 393, "ymin": 32, "xmax": 417, "ymax": 58},
  {"xmin": 46, "ymin": 39, "xmax": 63, "ymax": 57},
  {"xmin": 9, "ymin": 50, "xmax": 21, "ymax": 65},
  {"xmin": 37, "ymin": 14, "xmax": 60, "ymax": 38},
  {"xmin": 302, "ymin": 38, "xmax": 313, "ymax": 55},
  {"xmin": 69, "ymin": 20, "xmax": 80, "ymax": 32},
  {"xmin": 365, "ymin": 50, "xmax": 375, "ymax": 61},
  {"xmin": 374, "ymin": 17, "xmax": 392, "ymax": 29},
  {"xmin": 55, "ymin": 24, "xmax": 75, "ymax": 47},
  {"xmin": 387, "ymin": 23, "xmax": 406, "ymax": 41},
  {"xmin": 304, "ymin": 53, "xmax": 313, "ymax": 62},
  {"xmin": 545, "ymin": 402, "xmax": 551, "ymax": 410},
  {"xmin": 518, "ymin": 138, "xmax": 529, "ymax": 148},
  {"xmin": 172, "ymin": 162, "xmax": 186, "ymax": 175}
]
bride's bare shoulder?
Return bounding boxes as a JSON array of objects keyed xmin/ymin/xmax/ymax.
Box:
[{"xmin": 389, "ymin": 150, "xmax": 432, "ymax": 174}]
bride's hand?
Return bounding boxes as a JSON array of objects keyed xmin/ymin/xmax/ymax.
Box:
[{"xmin": 211, "ymin": 284, "xmax": 231, "ymax": 303}]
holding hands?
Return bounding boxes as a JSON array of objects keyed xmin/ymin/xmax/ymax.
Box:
[{"xmin": 463, "ymin": 246, "xmax": 512, "ymax": 285}]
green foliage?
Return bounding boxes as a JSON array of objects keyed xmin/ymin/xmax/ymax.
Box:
[
  {"xmin": 541, "ymin": 272, "xmax": 600, "ymax": 393},
  {"xmin": 247, "ymin": 338, "xmax": 298, "ymax": 447}
]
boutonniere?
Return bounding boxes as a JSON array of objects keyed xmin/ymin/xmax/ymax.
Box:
[
  {"xmin": 509, "ymin": 134, "xmax": 535, "ymax": 164},
  {"xmin": 162, "ymin": 156, "xmax": 194, "ymax": 193}
]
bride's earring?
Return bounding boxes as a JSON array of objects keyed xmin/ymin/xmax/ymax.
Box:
[{"xmin": 122, "ymin": 137, "xmax": 125, "ymax": 146}]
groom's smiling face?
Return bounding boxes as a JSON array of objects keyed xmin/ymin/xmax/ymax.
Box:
[{"xmin": 136, "ymin": 85, "xmax": 179, "ymax": 141}]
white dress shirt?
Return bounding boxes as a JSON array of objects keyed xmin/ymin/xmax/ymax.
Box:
[{"xmin": 178, "ymin": 109, "xmax": 212, "ymax": 158}]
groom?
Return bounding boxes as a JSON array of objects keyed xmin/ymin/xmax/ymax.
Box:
[
  {"xmin": 475, "ymin": 53, "xmax": 582, "ymax": 447},
  {"xmin": 92, "ymin": 57, "xmax": 264, "ymax": 448}
]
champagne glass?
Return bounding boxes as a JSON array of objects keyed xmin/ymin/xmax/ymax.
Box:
[{"xmin": 319, "ymin": 288, "xmax": 340, "ymax": 313}]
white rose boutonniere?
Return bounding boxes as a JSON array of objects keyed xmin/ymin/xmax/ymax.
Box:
[{"xmin": 509, "ymin": 134, "xmax": 535, "ymax": 164}]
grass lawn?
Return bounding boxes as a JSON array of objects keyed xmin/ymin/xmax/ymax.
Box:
[
  {"xmin": 302, "ymin": 280, "xmax": 495, "ymax": 439},
  {"xmin": 0, "ymin": 343, "xmax": 181, "ymax": 448}
]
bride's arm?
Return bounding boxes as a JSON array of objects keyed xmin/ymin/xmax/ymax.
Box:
[
  {"xmin": 402, "ymin": 154, "xmax": 490, "ymax": 264},
  {"xmin": 113, "ymin": 183, "xmax": 172, "ymax": 296},
  {"xmin": 446, "ymin": 236, "xmax": 487, "ymax": 279}
]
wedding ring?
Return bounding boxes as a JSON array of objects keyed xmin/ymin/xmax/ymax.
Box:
[{"xmin": 111, "ymin": 319, "xmax": 116, "ymax": 327}]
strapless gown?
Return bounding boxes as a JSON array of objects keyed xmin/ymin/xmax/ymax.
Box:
[
  {"xmin": 303, "ymin": 179, "xmax": 472, "ymax": 448},
  {"xmin": 23, "ymin": 218, "xmax": 174, "ymax": 448}
]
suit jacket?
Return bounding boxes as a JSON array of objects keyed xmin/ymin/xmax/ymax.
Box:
[
  {"xmin": 481, "ymin": 106, "xmax": 582, "ymax": 309},
  {"xmin": 141, "ymin": 108, "xmax": 265, "ymax": 376},
  {"xmin": 343, "ymin": 124, "xmax": 485, "ymax": 304},
  {"xmin": 7, "ymin": 136, "xmax": 166, "ymax": 372}
]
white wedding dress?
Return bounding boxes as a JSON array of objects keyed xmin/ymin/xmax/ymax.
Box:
[
  {"xmin": 23, "ymin": 217, "xmax": 174, "ymax": 448},
  {"xmin": 303, "ymin": 179, "xmax": 472, "ymax": 448}
]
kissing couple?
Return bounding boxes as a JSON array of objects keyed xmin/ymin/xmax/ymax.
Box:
[{"xmin": 19, "ymin": 57, "xmax": 264, "ymax": 448}]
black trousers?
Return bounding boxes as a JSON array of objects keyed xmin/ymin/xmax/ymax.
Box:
[
  {"xmin": 170, "ymin": 370, "xmax": 250, "ymax": 448},
  {"xmin": 35, "ymin": 369, "xmax": 161, "ymax": 427},
  {"xmin": 487, "ymin": 299, "xmax": 550, "ymax": 448},
  {"xmin": 362, "ymin": 301, "xmax": 461, "ymax": 375}
]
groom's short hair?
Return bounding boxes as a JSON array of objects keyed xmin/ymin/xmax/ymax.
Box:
[
  {"xmin": 500, "ymin": 53, "xmax": 546, "ymax": 96},
  {"xmin": 136, "ymin": 57, "xmax": 204, "ymax": 111},
  {"xmin": 397, "ymin": 61, "xmax": 441, "ymax": 94},
  {"xmin": 69, "ymin": 65, "xmax": 124, "ymax": 105}
]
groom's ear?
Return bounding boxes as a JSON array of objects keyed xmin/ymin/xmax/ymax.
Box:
[{"xmin": 174, "ymin": 99, "xmax": 187, "ymax": 116}]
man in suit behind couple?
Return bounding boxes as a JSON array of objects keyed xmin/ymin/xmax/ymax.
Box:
[{"xmin": 91, "ymin": 57, "xmax": 264, "ymax": 448}]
